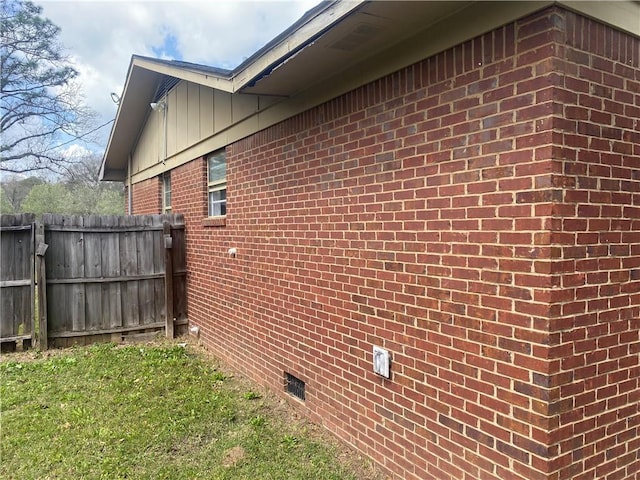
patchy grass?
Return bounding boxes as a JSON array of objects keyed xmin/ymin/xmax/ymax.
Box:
[{"xmin": 1, "ymin": 342, "xmax": 383, "ymax": 480}]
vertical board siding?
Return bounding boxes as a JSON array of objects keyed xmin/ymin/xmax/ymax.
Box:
[
  {"xmin": 42, "ymin": 214, "xmax": 185, "ymax": 346},
  {"xmin": 0, "ymin": 214, "xmax": 35, "ymax": 349}
]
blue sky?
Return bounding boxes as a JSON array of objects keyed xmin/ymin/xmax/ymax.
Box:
[
  {"xmin": 36, "ymin": 0, "xmax": 320, "ymax": 156},
  {"xmin": 152, "ymin": 33, "xmax": 180, "ymax": 59}
]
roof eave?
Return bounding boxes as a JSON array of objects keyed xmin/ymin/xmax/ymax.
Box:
[
  {"xmin": 101, "ymin": 2, "xmax": 355, "ymax": 181},
  {"xmin": 103, "ymin": 0, "xmax": 640, "ymax": 182},
  {"xmin": 231, "ymin": 0, "xmax": 365, "ymax": 91}
]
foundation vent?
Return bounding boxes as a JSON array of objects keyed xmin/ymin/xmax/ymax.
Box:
[{"xmin": 285, "ymin": 372, "xmax": 305, "ymax": 401}]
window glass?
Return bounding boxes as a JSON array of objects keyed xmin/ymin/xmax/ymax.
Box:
[
  {"xmin": 208, "ymin": 189, "xmax": 226, "ymax": 217},
  {"xmin": 162, "ymin": 173, "xmax": 171, "ymax": 213},
  {"xmin": 207, "ymin": 150, "xmax": 226, "ymax": 216},
  {"xmin": 208, "ymin": 152, "xmax": 226, "ymax": 183}
]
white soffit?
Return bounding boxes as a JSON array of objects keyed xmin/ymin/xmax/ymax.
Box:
[{"xmin": 240, "ymin": 1, "xmax": 475, "ymax": 96}]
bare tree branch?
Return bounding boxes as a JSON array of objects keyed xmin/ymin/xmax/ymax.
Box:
[{"xmin": 0, "ymin": 0, "xmax": 97, "ymax": 174}]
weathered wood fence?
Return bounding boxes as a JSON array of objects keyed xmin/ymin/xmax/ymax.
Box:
[
  {"xmin": 0, "ymin": 214, "xmax": 187, "ymax": 350},
  {"xmin": 0, "ymin": 214, "xmax": 36, "ymax": 350}
]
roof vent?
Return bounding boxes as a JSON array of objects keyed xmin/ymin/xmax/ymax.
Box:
[
  {"xmin": 329, "ymin": 23, "xmax": 384, "ymax": 52},
  {"xmin": 152, "ymin": 75, "xmax": 180, "ymax": 103}
]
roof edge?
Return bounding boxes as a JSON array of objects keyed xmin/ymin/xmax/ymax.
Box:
[{"xmin": 231, "ymin": 0, "xmax": 366, "ymax": 91}]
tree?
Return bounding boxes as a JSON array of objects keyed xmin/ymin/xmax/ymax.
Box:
[
  {"xmin": 16, "ymin": 180, "xmax": 124, "ymax": 216},
  {"xmin": 0, "ymin": 184, "xmax": 14, "ymax": 213},
  {"xmin": 13, "ymin": 154, "xmax": 124, "ymax": 216},
  {"xmin": 93, "ymin": 189, "xmax": 124, "ymax": 215},
  {"xmin": 20, "ymin": 182, "xmax": 72, "ymax": 214},
  {"xmin": 63, "ymin": 185, "xmax": 123, "ymax": 215},
  {"xmin": 63, "ymin": 153, "xmax": 109, "ymax": 190},
  {"xmin": 1, "ymin": 154, "xmax": 124, "ymax": 216},
  {"xmin": 62, "ymin": 154, "xmax": 124, "ymax": 214},
  {"xmin": 0, "ymin": 174, "xmax": 43, "ymax": 211},
  {"xmin": 1, "ymin": 0, "xmax": 94, "ymax": 174}
]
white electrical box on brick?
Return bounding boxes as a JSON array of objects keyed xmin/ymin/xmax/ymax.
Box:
[{"xmin": 373, "ymin": 346, "xmax": 390, "ymax": 378}]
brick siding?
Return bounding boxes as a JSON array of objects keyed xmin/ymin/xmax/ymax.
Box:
[
  {"xmin": 131, "ymin": 6, "xmax": 639, "ymax": 480},
  {"xmin": 131, "ymin": 176, "xmax": 162, "ymax": 214},
  {"xmin": 547, "ymin": 11, "xmax": 640, "ymax": 480}
]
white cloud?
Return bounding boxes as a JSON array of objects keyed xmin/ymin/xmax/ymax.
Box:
[
  {"xmin": 36, "ymin": 0, "xmax": 320, "ymax": 150},
  {"xmin": 59, "ymin": 143, "xmax": 94, "ymax": 161}
]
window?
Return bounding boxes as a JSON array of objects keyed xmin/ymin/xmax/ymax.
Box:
[
  {"xmin": 162, "ymin": 173, "xmax": 171, "ymax": 213},
  {"xmin": 207, "ymin": 150, "xmax": 226, "ymax": 217}
]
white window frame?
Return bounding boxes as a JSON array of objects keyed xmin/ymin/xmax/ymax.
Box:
[
  {"xmin": 162, "ymin": 172, "xmax": 171, "ymax": 213},
  {"xmin": 207, "ymin": 150, "xmax": 226, "ymax": 217}
]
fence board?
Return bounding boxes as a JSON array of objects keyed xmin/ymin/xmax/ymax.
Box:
[
  {"xmin": 171, "ymin": 221, "xmax": 187, "ymax": 322},
  {"xmin": 152, "ymin": 216, "xmax": 165, "ymax": 324},
  {"xmin": 137, "ymin": 216, "xmax": 155, "ymax": 326},
  {"xmin": 14, "ymin": 220, "xmax": 30, "ymax": 337},
  {"xmin": 100, "ymin": 216, "xmax": 122, "ymax": 329},
  {"xmin": 44, "ymin": 214, "xmax": 68, "ymax": 336},
  {"xmin": 1, "ymin": 216, "xmax": 16, "ymax": 339},
  {"xmin": 67, "ymin": 215, "xmax": 85, "ymax": 332},
  {"xmin": 82, "ymin": 215, "xmax": 102, "ymax": 333},
  {"xmin": 163, "ymin": 221, "xmax": 174, "ymax": 339},
  {"xmin": 119, "ymin": 216, "xmax": 140, "ymax": 327},
  {"xmin": 36, "ymin": 222, "xmax": 48, "ymax": 350}
]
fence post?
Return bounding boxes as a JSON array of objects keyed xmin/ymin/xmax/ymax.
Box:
[
  {"xmin": 163, "ymin": 221, "xmax": 174, "ymax": 339},
  {"xmin": 35, "ymin": 222, "xmax": 48, "ymax": 350}
]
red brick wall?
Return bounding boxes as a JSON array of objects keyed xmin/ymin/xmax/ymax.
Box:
[
  {"xmin": 123, "ymin": 186, "xmax": 129, "ymax": 214},
  {"xmin": 547, "ymin": 12, "xmax": 640, "ymax": 480},
  {"xmin": 131, "ymin": 6, "xmax": 639, "ymax": 480},
  {"xmin": 170, "ymin": 157, "xmax": 211, "ymax": 328},
  {"xmin": 131, "ymin": 176, "xmax": 162, "ymax": 214}
]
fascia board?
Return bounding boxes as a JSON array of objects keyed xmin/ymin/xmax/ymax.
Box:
[
  {"xmin": 101, "ymin": 61, "xmax": 161, "ymax": 181},
  {"xmin": 132, "ymin": 57, "xmax": 234, "ymax": 93},
  {"xmin": 100, "ymin": 56, "xmax": 137, "ymax": 181},
  {"xmin": 230, "ymin": 0, "xmax": 367, "ymax": 92}
]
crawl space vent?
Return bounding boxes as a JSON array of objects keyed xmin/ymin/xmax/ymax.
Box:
[{"xmin": 285, "ymin": 372, "xmax": 305, "ymax": 401}]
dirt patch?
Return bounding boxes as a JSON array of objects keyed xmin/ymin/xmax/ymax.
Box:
[
  {"xmin": 0, "ymin": 347, "xmax": 65, "ymax": 363},
  {"xmin": 0, "ymin": 336, "xmax": 176, "ymax": 363},
  {"xmin": 222, "ymin": 445, "xmax": 246, "ymax": 467}
]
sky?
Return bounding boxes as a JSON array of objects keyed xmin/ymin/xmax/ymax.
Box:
[{"xmin": 36, "ymin": 0, "xmax": 321, "ymax": 155}]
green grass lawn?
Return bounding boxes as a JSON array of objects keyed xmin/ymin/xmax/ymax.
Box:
[{"xmin": 0, "ymin": 342, "xmax": 381, "ymax": 480}]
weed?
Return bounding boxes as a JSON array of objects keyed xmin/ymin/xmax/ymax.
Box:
[
  {"xmin": 243, "ymin": 390, "xmax": 261, "ymax": 400},
  {"xmin": 282, "ymin": 434, "xmax": 299, "ymax": 449},
  {"xmin": 249, "ymin": 415, "xmax": 266, "ymax": 427}
]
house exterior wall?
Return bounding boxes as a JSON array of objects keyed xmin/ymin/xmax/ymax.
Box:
[
  {"xmin": 546, "ymin": 12, "xmax": 640, "ymax": 479},
  {"xmin": 130, "ymin": 6, "xmax": 639, "ymax": 480},
  {"xmin": 131, "ymin": 176, "xmax": 162, "ymax": 214}
]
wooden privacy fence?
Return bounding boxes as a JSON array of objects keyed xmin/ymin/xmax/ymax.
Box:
[
  {"xmin": 0, "ymin": 213, "xmax": 187, "ymax": 350},
  {"xmin": 0, "ymin": 214, "xmax": 36, "ymax": 350}
]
